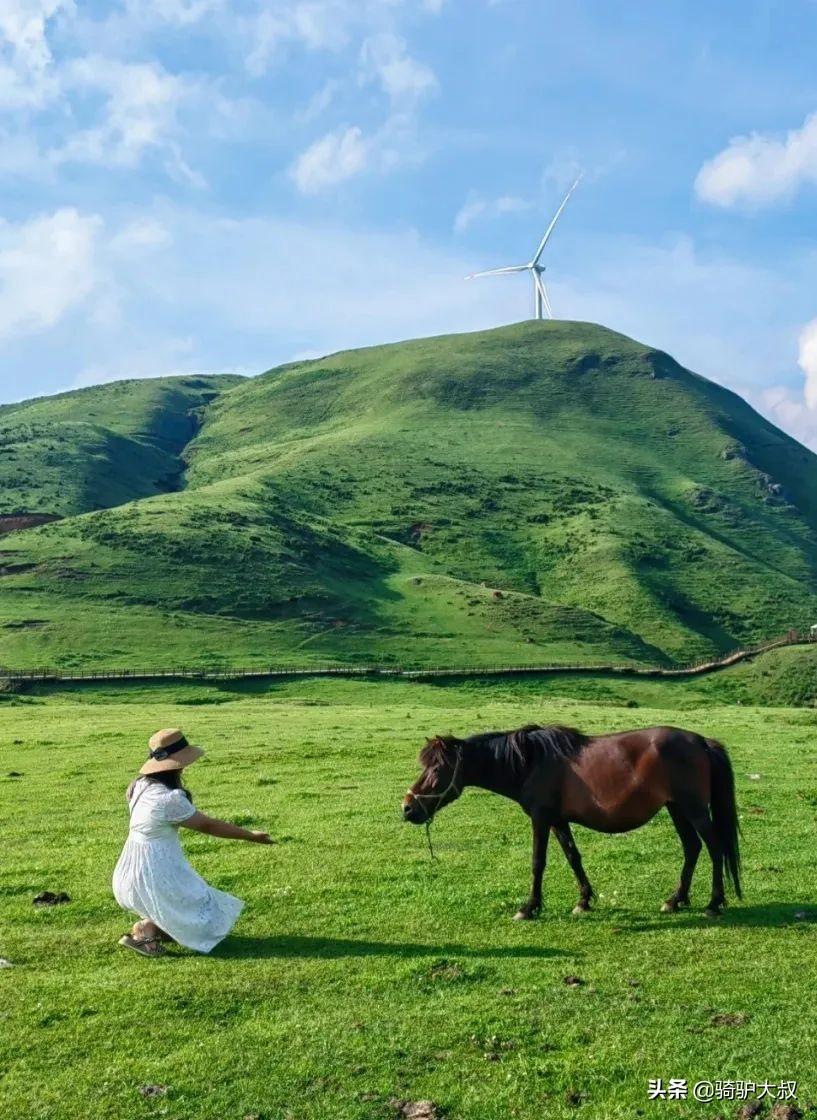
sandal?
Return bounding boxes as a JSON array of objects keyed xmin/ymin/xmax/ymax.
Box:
[{"xmin": 118, "ymin": 934, "xmax": 165, "ymax": 958}]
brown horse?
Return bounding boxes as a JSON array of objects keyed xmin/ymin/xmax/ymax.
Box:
[{"xmin": 402, "ymin": 724, "xmax": 741, "ymax": 919}]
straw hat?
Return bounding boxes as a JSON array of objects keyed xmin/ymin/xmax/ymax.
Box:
[{"xmin": 140, "ymin": 728, "xmax": 205, "ymax": 775}]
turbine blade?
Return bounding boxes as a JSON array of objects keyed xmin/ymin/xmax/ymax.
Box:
[
  {"xmin": 530, "ymin": 173, "xmax": 583, "ymax": 266},
  {"xmin": 465, "ymin": 265, "xmax": 529, "ymax": 280},
  {"xmin": 534, "ymin": 271, "xmax": 554, "ymax": 318}
]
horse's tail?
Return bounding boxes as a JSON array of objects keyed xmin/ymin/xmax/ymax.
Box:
[{"xmin": 706, "ymin": 738, "xmax": 742, "ymax": 899}]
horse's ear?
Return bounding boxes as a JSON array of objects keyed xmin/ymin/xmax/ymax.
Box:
[
  {"xmin": 426, "ymin": 734, "xmax": 461, "ymax": 753},
  {"xmin": 421, "ymin": 735, "xmax": 448, "ymax": 765}
]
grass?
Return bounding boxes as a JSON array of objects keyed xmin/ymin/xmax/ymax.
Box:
[
  {"xmin": 3, "ymin": 321, "xmax": 817, "ymax": 671},
  {"xmin": 2, "ymin": 676, "xmax": 817, "ymax": 1119},
  {"xmin": 0, "ymin": 375, "xmax": 242, "ymax": 517}
]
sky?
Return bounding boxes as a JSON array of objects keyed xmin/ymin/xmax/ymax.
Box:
[{"xmin": 2, "ymin": 1, "xmax": 817, "ymax": 446}]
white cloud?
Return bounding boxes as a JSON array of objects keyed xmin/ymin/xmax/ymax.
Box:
[
  {"xmin": 0, "ymin": 5, "xmax": 225, "ymax": 182},
  {"xmin": 758, "ymin": 319, "xmax": 817, "ymax": 449},
  {"xmin": 290, "ymin": 1, "xmax": 351, "ymax": 50},
  {"xmin": 0, "ymin": 0, "xmax": 73, "ymax": 72},
  {"xmin": 72, "ymin": 335, "xmax": 197, "ymax": 390},
  {"xmin": 0, "ymin": 0, "xmax": 72, "ymax": 109},
  {"xmin": 1, "ymin": 203, "xmax": 815, "ymax": 466},
  {"xmin": 0, "ymin": 208, "xmax": 100, "ymax": 340},
  {"xmin": 245, "ymin": 1, "xmax": 442, "ymax": 75},
  {"xmin": 246, "ymin": 1, "xmax": 353, "ymax": 75},
  {"xmin": 289, "ymin": 125, "xmax": 368, "ymax": 192},
  {"xmin": 799, "ymin": 318, "xmax": 817, "ymax": 409},
  {"xmin": 55, "ymin": 56, "xmax": 203, "ymax": 184},
  {"xmin": 0, "ymin": 206, "xmax": 530, "ymax": 401},
  {"xmin": 122, "ymin": 0, "xmax": 222, "ymax": 27},
  {"xmin": 359, "ymin": 32, "xmax": 437, "ymax": 110},
  {"xmin": 245, "ymin": 12, "xmax": 286, "ymax": 75},
  {"xmin": 295, "ymin": 78, "xmax": 342, "ymax": 123},
  {"xmin": 0, "ymin": 0, "xmax": 438, "ymax": 190},
  {"xmin": 454, "ymin": 197, "xmax": 487, "ymax": 233},
  {"xmin": 0, "ymin": 60, "xmax": 56, "ymax": 107},
  {"xmin": 0, "ymin": 130, "xmax": 49, "ymax": 176},
  {"xmin": 289, "ymin": 105, "xmax": 433, "ymax": 193},
  {"xmin": 551, "ymin": 234, "xmax": 799, "ymax": 380},
  {"xmin": 290, "ymin": 30, "xmax": 436, "ymax": 194},
  {"xmin": 454, "ymin": 193, "xmax": 529, "ymax": 233},
  {"xmin": 110, "ymin": 218, "xmax": 173, "ymax": 255},
  {"xmin": 758, "ymin": 386, "xmax": 817, "ymax": 450},
  {"xmin": 696, "ymin": 112, "xmax": 817, "ymax": 209}
]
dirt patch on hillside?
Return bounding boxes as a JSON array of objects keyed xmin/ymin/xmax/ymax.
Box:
[{"xmin": 0, "ymin": 514, "xmax": 61, "ymax": 536}]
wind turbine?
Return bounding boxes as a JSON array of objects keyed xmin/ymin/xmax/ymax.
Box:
[{"xmin": 465, "ymin": 174, "xmax": 582, "ymax": 320}]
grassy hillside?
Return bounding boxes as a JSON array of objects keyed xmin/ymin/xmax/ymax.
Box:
[
  {"xmin": 2, "ymin": 321, "xmax": 817, "ymax": 670},
  {"xmin": 0, "ymin": 374, "xmax": 242, "ymax": 517}
]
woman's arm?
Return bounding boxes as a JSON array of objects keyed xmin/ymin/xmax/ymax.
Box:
[{"xmin": 180, "ymin": 811, "xmax": 273, "ymax": 844}]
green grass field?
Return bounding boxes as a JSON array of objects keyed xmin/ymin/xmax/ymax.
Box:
[{"xmin": 2, "ymin": 676, "xmax": 817, "ymax": 1119}]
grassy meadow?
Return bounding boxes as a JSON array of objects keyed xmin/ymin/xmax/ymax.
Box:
[
  {"xmin": 5, "ymin": 321, "xmax": 817, "ymax": 672},
  {"xmin": 2, "ymin": 674, "xmax": 817, "ymax": 1119}
]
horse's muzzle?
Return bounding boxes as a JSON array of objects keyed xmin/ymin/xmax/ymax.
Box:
[{"xmin": 402, "ymin": 794, "xmax": 427, "ymax": 824}]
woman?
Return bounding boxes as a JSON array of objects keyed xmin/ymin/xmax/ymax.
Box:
[{"xmin": 113, "ymin": 727, "xmax": 273, "ymax": 957}]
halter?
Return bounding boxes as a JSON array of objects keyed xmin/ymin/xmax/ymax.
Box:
[{"xmin": 406, "ymin": 746, "xmax": 463, "ymax": 860}]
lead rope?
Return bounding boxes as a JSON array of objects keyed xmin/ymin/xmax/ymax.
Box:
[
  {"xmin": 425, "ymin": 820, "xmax": 436, "ymax": 861},
  {"xmin": 410, "ymin": 748, "xmax": 462, "ymax": 863}
]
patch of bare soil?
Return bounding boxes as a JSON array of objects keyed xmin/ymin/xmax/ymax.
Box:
[
  {"xmin": 770, "ymin": 1105, "xmax": 803, "ymax": 1120},
  {"xmin": 710, "ymin": 1011, "xmax": 749, "ymax": 1027},
  {"xmin": 33, "ymin": 891, "xmax": 71, "ymax": 907},
  {"xmin": 736, "ymin": 1105, "xmax": 762, "ymax": 1120},
  {"xmin": 390, "ymin": 1100, "xmax": 442, "ymax": 1120},
  {"xmin": 137, "ymin": 1085, "xmax": 167, "ymax": 1099},
  {"xmin": 0, "ymin": 513, "xmax": 60, "ymax": 536}
]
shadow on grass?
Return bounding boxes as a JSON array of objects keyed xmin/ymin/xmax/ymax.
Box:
[
  {"xmin": 625, "ymin": 902, "xmax": 817, "ymax": 933},
  {"xmin": 213, "ymin": 934, "xmax": 570, "ymax": 961}
]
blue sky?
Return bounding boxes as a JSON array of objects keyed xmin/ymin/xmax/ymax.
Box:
[{"xmin": 2, "ymin": 1, "xmax": 817, "ymax": 445}]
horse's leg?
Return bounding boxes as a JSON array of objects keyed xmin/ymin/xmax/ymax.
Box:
[
  {"xmin": 660, "ymin": 803, "xmax": 702, "ymax": 913},
  {"xmin": 682, "ymin": 803, "xmax": 725, "ymax": 917},
  {"xmin": 514, "ymin": 811, "xmax": 551, "ymax": 920},
  {"xmin": 552, "ymin": 823, "xmax": 595, "ymax": 915}
]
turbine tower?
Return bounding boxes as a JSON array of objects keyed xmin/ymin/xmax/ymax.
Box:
[{"xmin": 466, "ymin": 175, "xmax": 582, "ymax": 320}]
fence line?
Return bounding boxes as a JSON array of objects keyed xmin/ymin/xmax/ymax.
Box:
[{"xmin": 0, "ymin": 632, "xmax": 812, "ymax": 686}]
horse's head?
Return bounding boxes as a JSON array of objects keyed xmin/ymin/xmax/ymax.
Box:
[{"xmin": 402, "ymin": 735, "xmax": 464, "ymax": 824}]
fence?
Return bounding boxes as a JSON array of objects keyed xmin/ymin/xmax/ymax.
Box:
[{"xmin": 0, "ymin": 631, "xmax": 812, "ymax": 686}]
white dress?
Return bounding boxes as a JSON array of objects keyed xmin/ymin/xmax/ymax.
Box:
[{"xmin": 113, "ymin": 778, "xmax": 244, "ymax": 953}]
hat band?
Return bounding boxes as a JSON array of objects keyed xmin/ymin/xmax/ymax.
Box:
[{"xmin": 149, "ymin": 736, "xmax": 189, "ymax": 761}]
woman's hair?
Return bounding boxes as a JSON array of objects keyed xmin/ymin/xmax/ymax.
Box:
[{"xmin": 127, "ymin": 770, "xmax": 193, "ymax": 802}]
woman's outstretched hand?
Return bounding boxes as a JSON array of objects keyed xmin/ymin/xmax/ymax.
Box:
[{"xmin": 181, "ymin": 813, "xmax": 275, "ymax": 844}]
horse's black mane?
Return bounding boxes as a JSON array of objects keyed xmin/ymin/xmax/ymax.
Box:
[{"xmin": 421, "ymin": 724, "xmax": 588, "ymax": 774}]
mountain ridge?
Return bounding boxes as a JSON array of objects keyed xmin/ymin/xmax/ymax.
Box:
[
  {"xmin": 0, "ymin": 373, "xmax": 244, "ymax": 517},
  {"xmin": 1, "ymin": 320, "xmax": 815, "ymax": 671}
]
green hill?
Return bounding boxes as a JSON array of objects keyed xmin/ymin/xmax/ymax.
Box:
[
  {"xmin": 0, "ymin": 374, "xmax": 243, "ymax": 518},
  {"xmin": 1, "ymin": 320, "xmax": 816, "ymax": 671}
]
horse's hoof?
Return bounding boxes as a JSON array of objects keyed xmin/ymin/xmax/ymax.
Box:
[
  {"xmin": 660, "ymin": 901, "xmax": 677, "ymax": 914},
  {"xmin": 704, "ymin": 907, "xmax": 721, "ymax": 919},
  {"xmin": 572, "ymin": 905, "xmax": 590, "ymax": 917},
  {"xmin": 513, "ymin": 908, "xmax": 538, "ymax": 921}
]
